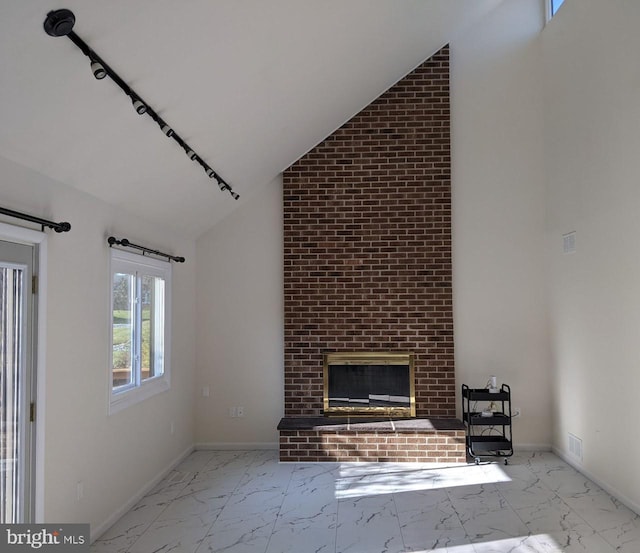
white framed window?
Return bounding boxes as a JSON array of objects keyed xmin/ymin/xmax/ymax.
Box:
[
  {"xmin": 547, "ymin": 0, "xmax": 565, "ymax": 21},
  {"xmin": 109, "ymin": 249, "xmax": 171, "ymax": 414}
]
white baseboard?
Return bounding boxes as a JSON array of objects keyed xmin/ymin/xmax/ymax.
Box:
[
  {"xmin": 195, "ymin": 442, "xmax": 278, "ymax": 450},
  {"xmin": 90, "ymin": 444, "xmax": 194, "ymax": 543},
  {"xmin": 552, "ymin": 446, "xmax": 640, "ymax": 516}
]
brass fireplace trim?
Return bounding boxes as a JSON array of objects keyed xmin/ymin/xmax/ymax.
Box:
[{"xmin": 323, "ymin": 352, "xmax": 416, "ymax": 417}]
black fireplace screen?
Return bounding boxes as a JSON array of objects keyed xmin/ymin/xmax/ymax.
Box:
[{"xmin": 323, "ymin": 352, "xmax": 415, "ymax": 416}]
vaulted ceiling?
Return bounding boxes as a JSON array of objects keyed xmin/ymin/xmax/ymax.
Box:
[{"xmin": 0, "ymin": 1, "xmax": 503, "ymax": 237}]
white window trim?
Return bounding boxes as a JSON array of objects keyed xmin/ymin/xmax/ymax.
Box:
[
  {"xmin": 108, "ymin": 248, "xmax": 171, "ymax": 415},
  {"xmin": 545, "ymin": 0, "xmax": 551, "ymax": 23}
]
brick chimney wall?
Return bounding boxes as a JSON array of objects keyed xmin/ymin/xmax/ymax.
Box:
[{"xmin": 283, "ymin": 46, "xmax": 454, "ymax": 418}]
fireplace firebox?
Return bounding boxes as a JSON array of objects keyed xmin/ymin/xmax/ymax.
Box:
[{"xmin": 323, "ymin": 352, "xmax": 416, "ymax": 417}]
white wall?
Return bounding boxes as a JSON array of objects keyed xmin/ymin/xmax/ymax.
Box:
[
  {"xmin": 451, "ymin": 0, "xmax": 551, "ymax": 446},
  {"xmin": 195, "ymin": 177, "xmax": 283, "ymax": 447},
  {"xmin": 543, "ymin": 0, "xmax": 640, "ymax": 510},
  {"xmin": 0, "ymin": 155, "xmax": 196, "ymax": 536}
]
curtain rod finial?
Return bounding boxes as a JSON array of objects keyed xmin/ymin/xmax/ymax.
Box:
[{"xmin": 55, "ymin": 222, "xmax": 71, "ymax": 233}]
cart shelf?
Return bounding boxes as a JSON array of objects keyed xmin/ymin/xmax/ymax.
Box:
[
  {"xmin": 462, "ymin": 388, "xmax": 510, "ymax": 401},
  {"xmin": 463, "ymin": 413, "xmax": 511, "ymax": 425}
]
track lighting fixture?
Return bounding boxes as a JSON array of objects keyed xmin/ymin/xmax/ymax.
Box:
[
  {"xmin": 43, "ymin": 8, "xmax": 240, "ymax": 201},
  {"xmin": 91, "ymin": 60, "xmax": 106, "ymax": 80}
]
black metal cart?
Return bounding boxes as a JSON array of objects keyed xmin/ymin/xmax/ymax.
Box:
[{"xmin": 462, "ymin": 383, "xmax": 513, "ymax": 465}]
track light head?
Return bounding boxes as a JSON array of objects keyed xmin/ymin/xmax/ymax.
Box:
[
  {"xmin": 186, "ymin": 149, "xmax": 197, "ymax": 161},
  {"xmin": 229, "ymin": 190, "xmax": 240, "ymax": 200},
  {"xmin": 216, "ymin": 180, "xmax": 225, "ymax": 191},
  {"xmin": 160, "ymin": 121, "xmax": 173, "ymax": 137},
  {"xmin": 206, "ymin": 168, "xmax": 216, "ymax": 179},
  {"xmin": 131, "ymin": 97, "xmax": 147, "ymax": 115},
  {"xmin": 91, "ymin": 60, "xmax": 106, "ymax": 80},
  {"xmin": 44, "ymin": 9, "xmax": 76, "ymax": 37}
]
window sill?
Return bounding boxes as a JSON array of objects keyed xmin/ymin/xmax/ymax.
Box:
[{"xmin": 109, "ymin": 376, "xmax": 170, "ymax": 415}]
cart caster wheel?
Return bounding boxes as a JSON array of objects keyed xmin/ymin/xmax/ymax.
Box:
[
  {"xmin": 474, "ymin": 457, "xmax": 480, "ymax": 465},
  {"xmin": 504, "ymin": 458, "xmax": 509, "ymax": 465}
]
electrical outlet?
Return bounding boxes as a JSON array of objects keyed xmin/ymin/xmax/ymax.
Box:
[
  {"xmin": 76, "ymin": 481, "xmax": 84, "ymax": 501},
  {"xmin": 202, "ymin": 386, "xmax": 210, "ymax": 398},
  {"xmin": 237, "ymin": 406, "xmax": 244, "ymax": 417},
  {"xmin": 228, "ymin": 407, "xmax": 236, "ymax": 418},
  {"xmin": 170, "ymin": 421, "xmax": 175, "ymax": 435},
  {"xmin": 512, "ymin": 407, "xmax": 521, "ymax": 418}
]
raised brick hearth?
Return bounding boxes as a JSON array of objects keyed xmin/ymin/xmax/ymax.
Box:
[
  {"xmin": 278, "ymin": 418, "xmax": 465, "ymax": 463},
  {"xmin": 280, "ymin": 46, "xmax": 461, "ymax": 462}
]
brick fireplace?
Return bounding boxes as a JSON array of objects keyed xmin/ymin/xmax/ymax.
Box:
[{"xmin": 280, "ymin": 46, "xmax": 465, "ymax": 462}]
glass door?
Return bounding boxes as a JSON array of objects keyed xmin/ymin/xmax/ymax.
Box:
[{"xmin": 0, "ymin": 240, "xmax": 35, "ymax": 523}]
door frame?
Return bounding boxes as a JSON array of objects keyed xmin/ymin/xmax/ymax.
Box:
[{"xmin": 0, "ymin": 221, "xmax": 47, "ymax": 522}]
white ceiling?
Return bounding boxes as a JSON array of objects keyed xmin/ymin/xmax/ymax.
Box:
[{"xmin": 0, "ymin": 0, "xmax": 502, "ymax": 238}]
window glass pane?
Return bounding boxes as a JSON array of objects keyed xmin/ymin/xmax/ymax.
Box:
[
  {"xmin": 551, "ymin": 0, "xmax": 564, "ymax": 15},
  {"xmin": 112, "ymin": 272, "xmax": 134, "ymax": 389},
  {"xmin": 141, "ymin": 275, "xmax": 165, "ymax": 381}
]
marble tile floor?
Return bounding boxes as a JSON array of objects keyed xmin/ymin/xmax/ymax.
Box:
[{"xmin": 91, "ymin": 450, "xmax": 640, "ymax": 553}]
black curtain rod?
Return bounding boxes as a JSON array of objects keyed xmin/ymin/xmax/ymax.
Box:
[
  {"xmin": 0, "ymin": 206, "xmax": 71, "ymax": 233},
  {"xmin": 108, "ymin": 236, "xmax": 185, "ymax": 263}
]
